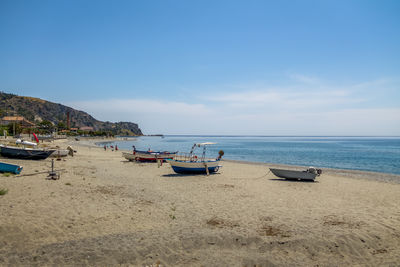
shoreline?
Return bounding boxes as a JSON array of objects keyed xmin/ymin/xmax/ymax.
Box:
[{"xmin": 77, "ymin": 137, "xmax": 400, "ymax": 184}]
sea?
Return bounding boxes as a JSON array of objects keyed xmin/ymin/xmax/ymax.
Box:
[{"xmin": 100, "ymin": 136, "xmax": 400, "ymax": 175}]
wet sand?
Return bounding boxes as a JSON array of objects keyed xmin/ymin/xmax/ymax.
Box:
[{"xmin": 0, "ymin": 138, "xmax": 399, "ymax": 266}]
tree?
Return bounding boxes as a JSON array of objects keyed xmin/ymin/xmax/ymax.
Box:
[
  {"xmin": 0, "ymin": 125, "xmax": 8, "ymax": 136},
  {"xmin": 21, "ymin": 127, "xmax": 35, "ymax": 135},
  {"xmin": 38, "ymin": 120, "xmax": 54, "ymax": 133},
  {"xmin": 7, "ymin": 122, "xmax": 22, "ymax": 136},
  {"xmin": 57, "ymin": 121, "xmax": 67, "ymax": 131}
]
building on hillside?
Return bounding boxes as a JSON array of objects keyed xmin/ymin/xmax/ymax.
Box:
[
  {"xmin": 0, "ymin": 116, "xmax": 36, "ymax": 128},
  {"xmin": 80, "ymin": 126, "xmax": 94, "ymax": 132}
]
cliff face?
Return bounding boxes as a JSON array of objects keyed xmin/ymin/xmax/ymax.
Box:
[{"xmin": 0, "ymin": 92, "xmax": 143, "ymax": 135}]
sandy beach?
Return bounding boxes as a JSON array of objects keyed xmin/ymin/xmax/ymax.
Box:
[{"xmin": 0, "ymin": 138, "xmax": 399, "ymax": 266}]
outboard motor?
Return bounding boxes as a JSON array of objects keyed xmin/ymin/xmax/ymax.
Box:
[
  {"xmin": 308, "ymin": 166, "xmax": 322, "ymax": 176},
  {"xmin": 307, "ymin": 166, "xmax": 317, "ymax": 174}
]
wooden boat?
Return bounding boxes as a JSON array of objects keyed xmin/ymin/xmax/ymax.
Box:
[
  {"xmin": 0, "ymin": 145, "xmax": 55, "ymax": 160},
  {"xmin": 49, "ymin": 149, "xmax": 69, "ymax": 157},
  {"xmin": 0, "ymin": 161, "xmax": 23, "ymax": 174},
  {"xmin": 270, "ymin": 167, "xmax": 322, "ymax": 181},
  {"xmin": 167, "ymin": 142, "xmax": 223, "ymax": 175},
  {"xmin": 122, "ymin": 146, "xmax": 176, "ymax": 162}
]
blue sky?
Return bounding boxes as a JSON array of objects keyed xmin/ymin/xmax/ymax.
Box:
[{"xmin": 1, "ymin": 0, "xmax": 399, "ymax": 135}]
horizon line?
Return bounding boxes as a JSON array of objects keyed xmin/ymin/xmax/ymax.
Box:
[{"xmin": 138, "ymin": 134, "xmax": 400, "ymax": 138}]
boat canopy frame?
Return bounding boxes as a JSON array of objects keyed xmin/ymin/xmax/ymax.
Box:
[{"xmin": 176, "ymin": 142, "xmax": 217, "ymax": 161}]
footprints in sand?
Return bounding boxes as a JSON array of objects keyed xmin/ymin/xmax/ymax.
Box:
[
  {"xmin": 3, "ymin": 227, "xmax": 395, "ymax": 266},
  {"xmin": 216, "ymin": 183, "xmax": 235, "ymax": 189},
  {"xmin": 205, "ymin": 214, "xmax": 292, "ymax": 239},
  {"xmin": 257, "ymin": 224, "xmax": 290, "ymax": 237},
  {"xmin": 135, "ymin": 199, "xmax": 154, "ymax": 205},
  {"xmin": 323, "ymin": 215, "xmax": 365, "ymax": 228},
  {"xmin": 257, "ymin": 216, "xmax": 291, "ymax": 237},
  {"xmin": 92, "ymin": 185, "xmax": 124, "ymax": 196},
  {"xmin": 371, "ymin": 248, "xmax": 388, "ymax": 254},
  {"xmin": 206, "ymin": 217, "xmax": 240, "ymax": 228}
]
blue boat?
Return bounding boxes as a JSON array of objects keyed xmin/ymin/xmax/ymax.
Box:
[
  {"xmin": 167, "ymin": 142, "xmax": 223, "ymax": 175},
  {"xmin": 0, "ymin": 161, "xmax": 23, "ymax": 174}
]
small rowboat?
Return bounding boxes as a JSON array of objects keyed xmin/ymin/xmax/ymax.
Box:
[
  {"xmin": 49, "ymin": 149, "xmax": 69, "ymax": 157},
  {"xmin": 167, "ymin": 142, "xmax": 223, "ymax": 175},
  {"xmin": 123, "ymin": 146, "xmax": 176, "ymax": 162},
  {"xmin": 270, "ymin": 167, "xmax": 322, "ymax": 181},
  {"xmin": 0, "ymin": 161, "xmax": 23, "ymax": 174}
]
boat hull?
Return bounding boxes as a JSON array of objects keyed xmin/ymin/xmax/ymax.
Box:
[
  {"xmin": 49, "ymin": 149, "xmax": 69, "ymax": 157},
  {"xmin": 123, "ymin": 151, "xmax": 176, "ymax": 162},
  {"xmin": 0, "ymin": 162, "xmax": 23, "ymax": 174},
  {"xmin": 270, "ymin": 168, "xmax": 317, "ymax": 181},
  {"xmin": 0, "ymin": 146, "xmax": 55, "ymax": 160},
  {"xmin": 168, "ymin": 160, "xmax": 222, "ymax": 174}
]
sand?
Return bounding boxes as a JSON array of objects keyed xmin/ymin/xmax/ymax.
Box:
[{"xmin": 0, "ymin": 138, "xmax": 399, "ymax": 266}]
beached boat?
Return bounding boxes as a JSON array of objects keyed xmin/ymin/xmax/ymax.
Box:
[
  {"xmin": 0, "ymin": 161, "xmax": 23, "ymax": 174},
  {"xmin": 16, "ymin": 139, "xmax": 37, "ymax": 146},
  {"xmin": 0, "ymin": 145, "xmax": 55, "ymax": 160},
  {"xmin": 49, "ymin": 149, "xmax": 69, "ymax": 157},
  {"xmin": 122, "ymin": 146, "xmax": 177, "ymax": 162},
  {"xmin": 167, "ymin": 142, "xmax": 223, "ymax": 175},
  {"xmin": 270, "ymin": 167, "xmax": 322, "ymax": 181}
]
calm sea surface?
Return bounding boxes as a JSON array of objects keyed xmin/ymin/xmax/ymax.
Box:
[{"xmin": 102, "ymin": 136, "xmax": 400, "ymax": 175}]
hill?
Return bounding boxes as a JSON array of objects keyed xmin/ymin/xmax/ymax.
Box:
[{"xmin": 0, "ymin": 92, "xmax": 142, "ymax": 136}]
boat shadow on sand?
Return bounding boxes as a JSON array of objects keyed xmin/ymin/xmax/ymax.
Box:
[
  {"xmin": 162, "ymin": 173, "xmax": 222, "ymax": 178},
  {"xmin": 121, "ymin": 160, "xmax": 156, "ymax": 164},
  {"xmin": 269, "ymin": 178, "xmax": 319, "ymax": 183}
]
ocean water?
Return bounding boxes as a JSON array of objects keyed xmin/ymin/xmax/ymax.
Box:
[{"xmin": 102, "ymin": 136, "xmax": 400, "ymax": 175}]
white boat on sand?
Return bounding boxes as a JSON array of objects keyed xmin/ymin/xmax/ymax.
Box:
[{"xmin": 270, "ymin": 167, "xmax": 322, "ymax": 181}]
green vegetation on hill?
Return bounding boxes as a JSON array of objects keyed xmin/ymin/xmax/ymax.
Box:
[{"xmin": 0, "ymin": 92, "xmax": 143, "ymax": 136}]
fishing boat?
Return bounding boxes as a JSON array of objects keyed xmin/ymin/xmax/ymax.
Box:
[
  {"xmin": 122, "ymin": 145, "xmax": 177, "ymax": 162},
  {"xmin": 167, "ymin": 142, "xmax": 223, "ymax": 175},
  {"xmin": 270, "ymin": 167, "xmax": 322, "ymax": 181},
  {"xmin": 49, "ymin": 149, "xmax": 69, "ymax": 157},
  {"xmin": 0, "ymin": 161, "xmax": 23, "ymax": 174},
  {"xmin": 16, "ymin": 139, "xmax": 37, "ymax": 146},
  {"xmin": 0, "ymin": 145, "xmax": 55, "ymax": 160}
]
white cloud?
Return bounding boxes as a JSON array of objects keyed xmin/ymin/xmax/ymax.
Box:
[
  {"xmin": 71, "ymin": 99, "xmax": 210, "ymax": 115},
  {"xmin": 68, "ymin": 99, "xmax": 216, "ymax": 134},
  {"xmin": 223, "ymin": 108, "xmax": 400, "ymax": 136},
  {"xmin": 205, "ymin": 88, "xmax": 364, "ymax": 110},
  {"xmin": 68, "ymin": 76, "xmax": 400, "ymax": 135}
]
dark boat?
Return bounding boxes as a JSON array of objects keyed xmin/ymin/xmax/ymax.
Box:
[{"xmin": 0, "ymin": 145, "xmax": 55, "ymax": 160}]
